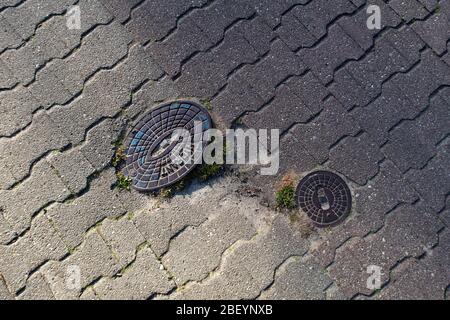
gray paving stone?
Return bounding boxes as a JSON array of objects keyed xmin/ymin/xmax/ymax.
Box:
[
  {"xmin": 351, "ymin": 81, "xmax": 421, "ymax": 146},
  {"xmin": 239, "ymin": 16, "xmax": 274, "ymax": 55},
  {"xmin": 175, "ymin": 26, "xmax": 259, "ymax": 98},
  {"xmin": 98, "ymin": 217, "xmax": 145, "ymax": 271},
  {"xmin": 412, "ymin": 3, "xmax": 450, "ymax": 55},
  {"xmin": 241, "ymin": 84, "xmax": 315, "ymax": 133},
  {"xmin": 328, "ymin": 68, "xmax": 372, "ymax": 111},
  {"xmin": 299, "ymin": 23, "xmax": 364, "ymax": 84},
  {"xmin": 0, "ymin": 0, "xmax": 22, "ymax": 11},
  {"xmin": 389, "ymin": 0, "xmax": 429, "ymax": 22},
  {"xmin": 98, "ymin": 0, "xmax": 141, "ymax": 23},
  {"xmin": 406, "ymin": 142, "xmax": 450, "ymax": 213},
  {"xmin": 377, "ymin": 255, "xmax": 447, "ymax": 300},
  {"xmin": 27, "ymin": 63, "xmax": 74, "ymax": 108},
  {"xmin": 0, "ymin": 215, "xmax": 68, "ymax": 292},
  {"xmin": 0, "ymin": 274, "xmax": 14, "ymax": 300},
  {"xmin": 251, "ymin": 0, "xmax": 309, "ymax": 28},
  {"xmin": 125, "ymin": 77, "xmax": 181, "ymax": 121},
  {"xmin": 418, "ymin": 0, "xmax": 439, "ymax": 11},
  {"xmin": 292, "ymin": 0, "xmax": 356, "ymax": 39},
  {"xmin": 239, "ymin": 39, "xmax": 307, "ymax": 102},
  {"xmin": 191, "ymin": 0, "xmax": 255, "ymax": 44},
  {"xmin": 378, "ymin": 227, "xmax": 449, "ymax": 299},
  {"xmin": 0, "ymin": 213, "xmax": 16, "ymax": 244},
  {"xmin": 48, "ymin": 69, "xmax": 128, "ymax": 146},
  {"xmin": 79, "ymin": 287, "xmax": 98, "ymax": 300},
  {"xmin": 331, "ymin": 203, "xmax": 442, "ymax": 297},
  {"xmin": 2, "ymin": 0, "xmax": 76, "ymax": 41},
  {"xmin": 162, "ymin": 207, "xmax": 256, "ymax": 285},
  {"xmin": 329, "ymin": 133, "xmax": 384, "ymax": 185},
  {"xmin": 169, "ymin": 215, "xmax": 309, "ymax": 300},
  {"xmin": 0, "ymin": 56, "xmax": 17, "ymax": 89},
  {"xmin": 40, "ymin": 231, "xmax": 119, "ymax": 299},
  {"xmin": 47, "ymin": 22, "xmax": 131, "ymax": 97},
  {"xmin": 343, "ymin": 31, "xmax": 419, "ymax": 101},
  {"xmin": 79, "ymin": 118, "xmax": 122, "ymax": 171},
  {"xmin": 311, "ymin": 159, "xmax": 418, "ymax": 269},
  {"xmin": 0, "ymin": 111, "xmax": 70, "ymax": 186},
  {"xmin": 18, "ymin": 272, "xmax": 54, "ymax": 300},
  {"xmin": 383, "ymin": 93, "xmax": 450, "ymax": 172},
  {"xmin": 147, "ymin": 17, "xmax": 213, "ymax": 76},
  {"xmin": 133, "ymin": 182, "xmax": 232, "ymax": 257},
  {"xmin": 287, "ymin": 96, "xmax": 360, "ymax": 163},
  {"xmin": 285, "ymin": 71, "xmax": 330, "ymax": 114},
  {"xmin": 0, "ymin": 15, "xmax": 22, "ymax": 52},
  {"xmin": 338, "ymin": 0, "xmax": 401, "ymax": 51},
  {"xmin": 0, "ymin": 85, "xmax": 40, "ymax": 137},
  {"xmin": 47, "ymin": 169, "xmax": 125, "ymax": 249},
  {"xmin": 259, "ymin": 258, "xmax": 332, "ymax": 300},
  {"xmin": 355, "ymin": 160, "xmax": 418, "ymax": 217},
  {"xmin": 391, "ymin": 49, "xmax": 450, "ymax": 110},
  {"xmin": 276, "ymin": 10, "xmax": 316, "ymax": 51},
  {"xmin": 212, "ymin": 72, "xmax": 265, "ymax": 127},
  {"xmin": 2, "ymin": 0, "xmax": 113, "ymax": 86},
  {"xmin": 47, "ymin": 149, "xmax": 95, "ymax": 194},
  {"xmin": 94, "ymin": 247, "xmax": 175, "ymax": 300},
  {"xmin": 126, "ymin": 0, "xmax": 208, "ymax": 43},
  {"xmin": 0, "ymin": 160, "xmax": 70, "ymax": 234}
]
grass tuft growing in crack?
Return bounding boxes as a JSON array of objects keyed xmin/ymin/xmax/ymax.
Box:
[
  {"xmin": 275, "ymin": 173, "xmax": 298, "ymax": 210},
  {"xmin": 276, "ymin": 185, "xmax": 296, "ymax": 209},
  {"xmin": 116, "ymin": 172, "xmax": 132, "ymax": 191}
]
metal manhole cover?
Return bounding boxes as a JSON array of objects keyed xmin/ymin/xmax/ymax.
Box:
[
  {"xmin": 296, "ymin": 171, "xmax": 352, "ymax": 227},
  {"xmin": 123, "ymin": 101, "xmax": 212, "ymax": 192}
]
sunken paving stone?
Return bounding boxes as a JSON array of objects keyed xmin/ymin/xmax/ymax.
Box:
[{"xmin": 0, "ymin": 0, "xmax": 448, "ymax": 300}]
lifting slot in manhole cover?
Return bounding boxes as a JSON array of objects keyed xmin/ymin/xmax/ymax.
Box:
[
  {"xmin": 123, "ymin": 100, "xmax": 212, "ymax": 192},
  {"xmin": 296, "ymin": 171, "xmax": 352, "ymax": 227}
]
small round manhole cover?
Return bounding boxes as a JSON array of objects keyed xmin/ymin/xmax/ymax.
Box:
[
  {"xmin": 123, "ymin": 101, "xmax": 212, "ymax": 192},
  {"xmin": 296, "ymin": 171, "xmax": 352, "ymax": 227}
]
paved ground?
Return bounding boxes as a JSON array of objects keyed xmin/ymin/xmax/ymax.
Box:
[{"xmin": 0, "ymin": 0, "xmax": 449, "ymax": 300}]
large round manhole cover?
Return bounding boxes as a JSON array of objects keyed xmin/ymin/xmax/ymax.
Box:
[
  {"xmin": 296, "ymin": 171, "xmax": 352, "ymax": 227},
  {"xmin": 123, "ymin": 101, "xmax": 212, "ymax": 192}
]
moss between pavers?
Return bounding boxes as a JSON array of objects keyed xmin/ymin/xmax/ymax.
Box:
[{"xmin": 200, "ymin": 98, "xmax": 213, "ymax": 111}]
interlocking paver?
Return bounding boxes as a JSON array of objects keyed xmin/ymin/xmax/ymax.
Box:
[
  {"xmin": 383, "ymin": 93, "xmax": 450, "ymax": 172},
  {"xmin": 94, "ymin": 247, "xmax": 175, "ymax": 300},
  {"xmin": 175, "ymin": 26, "xmax": 260, "ymax": 98},
  {"xmin": 162, "ymin": 207, "xmax": 256, "ymax": 285},
  {"xmin": 259, "ymin": 258, "xmax": 334, "ymax": 300},
  {"xmin": 98, "ymin": 217, "xmax": 145, "ymax": 271},
  {"xmin": 0, "ymin": 111, "xmax": 70, "ymax": 188},
  {"xmin": 169, "ymin": 215, "xmax": 309, "ymax": 300},
  {"xmin": 0, "ymin": 160, "xmax": 70, "ymax": 235},
  {"xmin": 0, "ymin": 274, "xmax": 14, "ymax": 300},
  {"xmin": 406, "ymin": 142, "xmax": 450, "ymax": 213},
  {"xmin": 329, "ymin": 133, "xmax": 384, "ymax": 185},
  {"xmin": 412, "ymin": 0, "xmax": 450, "ymax": 55},
  {"xmin": 299, "ymin": 23, "xmax": 364, "ymax": 84},
  {"xmin": 0, "ymin": 0, "xmax": 448, "ymax": 301},
  {"xmin": 0, "ymin": 215, "xmax": 68, "ymax": 293},
  {"xmin": 18, "ymin": 272, "xmax": 54, "ymax": 300},
  {"xmin": 1, "ymin": 0, "xmax": 113, "ymax": 86},
  {"xmin": 40, "ymin": 231, "xmax": 119, "ymax": 299},
  {"xmin": 47, "ymin": 169, "xmax": 125, "ymax": 249},
  {"xmin": 125, "ymin": 0, "xmax": 208, "ymax": 43},
  {"xmin": 389, "ymin": 0, "xmax": 429, "ymax": 22}
]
